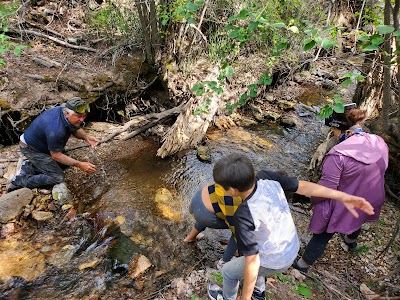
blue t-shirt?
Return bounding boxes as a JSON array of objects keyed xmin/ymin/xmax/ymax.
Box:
[{"xmin": 24, "ymin": 106, "xmax": 78, "ymax": 154}]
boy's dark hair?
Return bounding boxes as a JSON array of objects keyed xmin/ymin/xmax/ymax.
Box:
[{"xmin": 213, "ymin": 153, "xmax": 255, "ymax": 192}]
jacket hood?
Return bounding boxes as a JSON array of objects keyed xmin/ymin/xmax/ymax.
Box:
[{"xmin": 328, "ymin": 133, "xmax": 388, "ymax": 166}]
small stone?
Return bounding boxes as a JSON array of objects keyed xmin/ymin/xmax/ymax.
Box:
[
  {"xmin": 1, "ymin": 223, "xmax": 16, "ymax": 238},
  {"xmin": 128, "ymin": 254, "xmax": 152, "ymax": 279},
  {"xmin": 31, "ymin": 210, "xmax": 54, "ymax": 221}
]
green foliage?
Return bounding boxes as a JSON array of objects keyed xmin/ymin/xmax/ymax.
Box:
[
  {"xmin": 317, "ymin": 95, "xmax": 344, "ymax": 119},
  {"xmin": 0, "ymin": 2, "xmax": 26, "ymax": 66},
  {"xmin": 295, "ymin": 283, "xmax": 311, "ymax": 298},
  {"xmin": 226, "ymin": 71, "xmax": 272, "ymax": 114},
  {"xmin": 192, "ymin": 80, "xmax": 223, "ymax": 115},
  {"xmin": 213, "ymin": 271, "xmax": 223, "ymax": 285},
  {"xmin": 158, "ymin": 0, "xmax": 204, "ymax": 26},
  {"xmin": 351, "ymin": 245, "xmax": 369, "ymax": 254},
  {"xmin": 274, "ymin": 272, "xmax": 291, "ymax": 283},
  {"xmin": 89, "ymin": 3, "xmax": 139, "ymax": 37},
  {"xmin": 340, "ymin": 71, "xmax": 364, "ymax": 87}
]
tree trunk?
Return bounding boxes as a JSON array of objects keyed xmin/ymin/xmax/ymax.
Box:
[
  {"xmin": 394, "ymin": 0, "xmax": 400, "ymax": 138},
  {"xmin": 381, "ymin": 0, "xmax": 392, "ymax": 133}
]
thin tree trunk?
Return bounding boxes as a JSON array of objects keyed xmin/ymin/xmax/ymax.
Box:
[
  {"xmin": 136, "ymin": 0, "xmax": 154, "ymax": 64},
  {"xmin": 394, "ymin": 0, "xmax": 400, "ymax": 137},
  {"xmin": 149, "ymin": 0, "xmax": 160, "ymax": 62},
  {"xmin": 381, "ymin": 0, "xmax": 392, "ymax": 132}
]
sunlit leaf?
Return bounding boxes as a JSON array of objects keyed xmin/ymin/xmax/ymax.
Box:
[
  {"xmin": 320, "ymin": 38, "xmax": 336, "ymax": 49},
  {"xmin": 377, "ymin": 25, "xmax": 394, "ymax": 34},
  {"xmin": 304, "ymin": 28, "xmax": 318, "ymax": 36},
  {"xmin": 296, "ymin": 284, "xmax": 311, "ymax": 298},
  {"xmin": 187, "ymin": 17, "xmax": 195, "ymax": 24},
  {"xmin": 357, "ymin": 35, "xmax": 370, "ymax": 41},
  {"xmin": 248, "ymin": 21, "xmax": 259, "ymax": 31},
  {"xmin": 303, "ymin": 39, "xmax": 316, "ymax": 51},
  {"xmin": 272, "ymin": 22, "xmax": 285, "ymax": 28},
  {"xmin": 186, "ymin": 2, "xmax": 198, "ymax": 12},
  {"xmin": 288, "ymin": 25, "xmax": 299, "ymax": 33},
  {"xmin": 370, "ymin": 34, "xmax": 384, "ymax": 45},
  {"xmin": 238, "ymin": 9, "xmax": 249, "ymax": 20},
  {"xmin": 228, "ymin": 28, "xmax": 240, "ymax": 38},
  {"xmin": 340, "ymin": 79, "xmax": 352, "ymax": 86},
  {"xmin": 362, "ymin": 43, "xmax": 379, "ymax": 51}
]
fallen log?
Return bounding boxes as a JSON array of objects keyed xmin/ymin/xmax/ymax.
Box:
[{"xmin": 65, "ymin": 103, "xmax": 185, "ymax": 152}]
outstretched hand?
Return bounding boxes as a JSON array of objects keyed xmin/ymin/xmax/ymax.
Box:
[
  {"xmin": 86, "ymin": 135, "xmax": 100, "ymax": 149},
  {"xmin": 77, "ymin": 161, "xmax": 97, "ymax": 174},
  {"xmin": 341, "ymin": 195, "xmax": 374, "ymax": 218}
]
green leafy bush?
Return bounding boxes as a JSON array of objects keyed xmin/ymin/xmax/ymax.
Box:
[{"xmin": 0, "ymin": 2, "xmax": 26, "ymax": 65}]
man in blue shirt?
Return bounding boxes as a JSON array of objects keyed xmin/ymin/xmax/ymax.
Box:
[{"xmin": 7, "ymin": 97, "xmax": 99, "ymax": 192}]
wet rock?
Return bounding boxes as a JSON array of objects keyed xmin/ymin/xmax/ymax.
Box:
[
  {"xmin": 264, "ymin": 111, "xmax": 281, "ymax": 121},
  {"xmin": 154, "ymin": 188, "xmax": 182, "ymax": 221},
  {"xmin": 196, "ymin": 144, "xmax": 211, "ymax": 162},
  {"xmin": 277, "ymin": 99, "xmax": 296, "ymax": 110},
  {"xmin": 31, "ymin": 210, "xmax": 54, "ymax": 221},
  {"xmin": 78, "ymin": 259, "xmax": 101, "ymax": 271},
  {"xmin": 280, "ymin": 117, "xmax": 296, "ymax": 128},
  {"xmin": 128, "ymin": 254, "xmax": 152, "ymax": 279},
  {"xmin": 108, "ymin": 230, "xmax": 140, "ymax": 266},
  {"xmin": 240, "ymin": 118, "xmax": 259, "ymax": 127},
  {"xmin": 0, "ymin": 239, "xmax": 46, "ymax": 281},
  {"xmin": 62, "ymin": 204, "xmax": 74, "ymax": 210},
  {"xmin": 0, "ymin": 188, "xmax": 33, "ymax": 223},
  {"xmin": 52, "ymin": 182, "xmax": 72, "ymax": 206},
  {"xmin": 289, "ymin": 268, "xmax": 305, "ymax": 281},
  {"xmin": 265, "ymin": 94, "xmax": 275, "ymax": 102},
  {"xmin": 48, "ymin": 244, "xmax": 77, "ymax": 268},
  {"xmin": 1, "ymin": 223, "xmax": 16, "ymax": 238}
]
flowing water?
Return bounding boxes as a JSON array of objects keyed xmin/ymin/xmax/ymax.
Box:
[{"xmin": 0, "ymin": 106, "xmax": 328, "ymax": 299}]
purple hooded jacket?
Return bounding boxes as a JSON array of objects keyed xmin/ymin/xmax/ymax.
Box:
[{"xmin": 309, "ymin": 132, "xmax": 389, "ymax": 234}]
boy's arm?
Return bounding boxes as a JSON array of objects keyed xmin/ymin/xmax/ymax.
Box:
[
  {"xmin": 241, "ymin": 254, "xmax": 260, "ymax": 300},
  {"xmin": 296, "ymin": 180, "xmax": 374, "ymax": 217}
]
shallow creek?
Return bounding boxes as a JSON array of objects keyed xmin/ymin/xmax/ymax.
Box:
[{"xmin": 0, "ymin": 106, "xmax": 328, "ymax": 299}]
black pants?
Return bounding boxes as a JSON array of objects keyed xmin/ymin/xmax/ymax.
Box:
[{"xmin": 302, "ymin": 228, "xmax": 362, "ymax": 265}]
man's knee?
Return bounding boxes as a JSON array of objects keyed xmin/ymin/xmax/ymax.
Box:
[{"xmin": 48, "ymin": 172, "xmax": 65, "ymax": 185}]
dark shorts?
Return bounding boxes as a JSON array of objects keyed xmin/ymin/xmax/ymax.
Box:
[{"xmin": 190, "ymin": 188, "xmax": 229, "ymax": 232}]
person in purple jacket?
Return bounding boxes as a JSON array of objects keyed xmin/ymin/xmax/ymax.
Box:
[{"xmin": 293, "ymin": 104, "xmax": 389, "ymax": 273}]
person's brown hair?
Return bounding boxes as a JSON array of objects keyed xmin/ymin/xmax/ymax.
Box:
[
  {"xmin": 333, "ymin": 108, "xmax": 366, "ymax": 128},
  {"xmin": 345, "ymin": 109, "xmax": 366, "ymax": 126}
]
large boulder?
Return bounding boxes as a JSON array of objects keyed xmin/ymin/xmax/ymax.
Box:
[{"xmin": 0, "ymin": 188, "xmax": 33, "ymax": 223}]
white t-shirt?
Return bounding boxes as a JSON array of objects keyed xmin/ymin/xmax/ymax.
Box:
[{"xmin": 234, "ymin": 178, "xmax": 300, "ymax": 269}]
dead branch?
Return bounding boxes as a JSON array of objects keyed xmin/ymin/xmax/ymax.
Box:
[
  {"xmin": 13, "ymin": 29, "xmax": 97, "ymax": 52},
  {"xmin": 32, "ymin": 56, "xmax": 62, "ymax": 68},
  {"xmin": 23, "ymin": 20, "xmax": 65, "ymax": 38},
  {"xmin": 26, "ymin": 74, "xmax": 53, "ymax": 81},
  {"xmin": 0, "ymin": 158, "xmax": 19, "ymax": 163},
  {"xmin": 65, "ymin": 103, "xmax": 185, "ymax": 152}
]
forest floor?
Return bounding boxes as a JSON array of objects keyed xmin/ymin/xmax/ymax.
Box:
[{"xmin": 0, "ymin": 1, "xmax": 399, "ymax": 300}]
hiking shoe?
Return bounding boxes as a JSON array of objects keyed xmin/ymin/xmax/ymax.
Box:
[
  {"xmin": 340, "ymin": 234, "xmax": 359, "ymax": 252},
  {"xmin": 252, "ymin": 290, "xmax": 266, "ymax": 300},
  {"xmin": 6, "ymin": 181, "xmax": 20, "ymax": 193},
  {"xmin": 207, "ymin": 283, "xmax": 225, "ymax": 300},
  {"xmin": 292, "ymin": 260, "xmax": 308, "ymax": 273}
]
